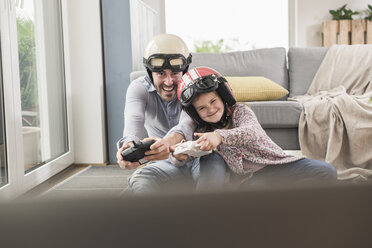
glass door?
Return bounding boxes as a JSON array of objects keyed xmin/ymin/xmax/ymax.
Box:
[
  {"xmin": 17, "ymin": 0, "xmax": 68, "ymax": 173},
  {"xmin": 0, "ymin": 43, "xmax": 8, "ymax": 189},
  {"xmin": 0, "ymin": 0, "xmax": 73, "ymax": 200},
  {"xmin": 0, "ymin": 0, "xmax": 19, "ymax": 199}
]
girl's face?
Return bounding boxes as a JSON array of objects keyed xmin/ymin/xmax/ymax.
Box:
[{"xmin": 192, "ymin": 91, "xmax": 225, "ymax": 123}]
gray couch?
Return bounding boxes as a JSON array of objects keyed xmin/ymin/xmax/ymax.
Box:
[{"xmin": 130, "ymin": 47, "xmax": 328, "ymax": 150}]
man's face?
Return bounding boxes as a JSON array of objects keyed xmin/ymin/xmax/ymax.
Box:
[{"xmin": 152, "ymin": 69, "xmax": 183, "ymax": 102}]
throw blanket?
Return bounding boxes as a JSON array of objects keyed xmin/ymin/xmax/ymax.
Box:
[{"xmin": 289, "ymin": 45, "xmax": 372, "ymax": 181}]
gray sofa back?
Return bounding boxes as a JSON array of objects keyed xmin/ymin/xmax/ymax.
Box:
[
  {"xmin": 191, "ymin": 47, "xmax": 289, "ymax": 90},
  {"xmin": 288, "ymin": 47, "xmax": 328, "ymax": 97},
  {"xmin": 130, "ymin": 47, "xmax": 329, "ymax": 99}
]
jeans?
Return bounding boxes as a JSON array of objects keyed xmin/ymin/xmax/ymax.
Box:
[
  {"xmin": 241, "ymin": 158, "xmax": 337, "ymax": 188},
  {"xmin": 128, "ymin": 152, "xmax": 227, "ymax": 194}
]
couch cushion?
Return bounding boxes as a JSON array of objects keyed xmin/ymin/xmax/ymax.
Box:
[
  {"xmin": 288, "ymin": 47, "xmax": 328, "ymax": 97},
  {"xmin": 226, "ymin": 76, "xmax": 288, "ymax": 101},
  {"xmin": 191, "ymin": 47, "xmax": 289, "ymax": 90},
  {"xmin": 130, "ymin": 70, "xmax": 146, "ymax": 82},
  {"xmin": 247, "ymin": 101, "xmax": 302, "ymax": 128}
]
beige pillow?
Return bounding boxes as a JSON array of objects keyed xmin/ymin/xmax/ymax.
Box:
[{"xmin": 225, "ymin": 76, "xmax": 289, "ymax": 101}]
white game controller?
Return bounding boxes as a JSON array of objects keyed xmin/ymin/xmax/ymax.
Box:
[{"xmin": 173, "ymin": 140, "xmax": 213, "ymax": 157}]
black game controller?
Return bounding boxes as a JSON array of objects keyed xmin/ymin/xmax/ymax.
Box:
[{"xmin": 121, "ymin": 139, "xmax": 156, "ymax": 164}]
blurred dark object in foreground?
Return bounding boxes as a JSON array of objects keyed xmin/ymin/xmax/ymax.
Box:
[{"xmin": 0, "ymin": 182, "xmax": 371, "ymax": 248}]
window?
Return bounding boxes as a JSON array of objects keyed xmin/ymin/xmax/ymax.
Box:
[
  {"xmin": 16, "ymin": 0, "xmax": 68, "ymax": 173},
  {"xmin": 165, "ymin": 0, "xmax": 289, "ymax": 52},
  {"xmin": 0, "ymin": 48, "xmax": 7, "ymax": 188},
  {"xmin": 0, "ymin": 0, "xmax": 72, "ymax": 199}
]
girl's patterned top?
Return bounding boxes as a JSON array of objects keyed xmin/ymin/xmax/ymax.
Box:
[
  {"xmin": 169, "ymin": 104, "xmax": 304, "ymax": 175},
  {"xmin": 214, "ymin": 104, "xmax": 303, "ymax": 175}
]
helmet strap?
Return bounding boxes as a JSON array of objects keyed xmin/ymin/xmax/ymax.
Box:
[{"xmin": 146, "ymin": 68, "xmax": 154, "ymax": 84}]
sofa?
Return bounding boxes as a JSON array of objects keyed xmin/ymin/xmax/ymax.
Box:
[{"xmin": 130, "ymin": 47, "xmax": 329, "ymax": 150}]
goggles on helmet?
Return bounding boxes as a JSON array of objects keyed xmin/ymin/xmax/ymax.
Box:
[
  {"xmin": 180, "ymin": 74, "xmax": 226, "ymax": 107},
  {"xmin": 143, "ymin": 53, "xmax": 192, "ymax": 72}
]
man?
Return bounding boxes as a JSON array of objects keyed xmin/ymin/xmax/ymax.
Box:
[{"xmin": 116, "ymin": 34, "xmax": 227, "ymax": 193}]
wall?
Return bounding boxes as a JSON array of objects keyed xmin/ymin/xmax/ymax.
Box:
[
  {"xmin": 66, "ymin": 0, "xmax": 107, "ymax": 164},
  {"xmin": 101, "ymin": 0, "xmax": 133, "ymax": 163},
  {"xmin": 296, "ymin": 0, "xmax": 370, "ymax": 47}
]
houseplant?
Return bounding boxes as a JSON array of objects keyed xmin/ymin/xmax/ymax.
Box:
[
  {"xmin": 329, "ymin": 4, "xmax": 359, "ymax": 20},
  {"xmin": 365, "ymin": 4, "xmax": 372, "ymax": 21}
]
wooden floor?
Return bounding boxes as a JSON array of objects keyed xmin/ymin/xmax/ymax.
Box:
[
  {"xmin": 21, "ymin": 150, "xmax": 303, "ymax": 199},
  {"xmin": 22, "ymin": 164, "xmax": 92, "ymax": 199}
]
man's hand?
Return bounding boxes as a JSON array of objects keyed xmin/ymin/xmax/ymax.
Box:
[
  {"xmin": 143, "ymin": 132, "xmax": 186, "ymax": 161},
  {"xmin": 116, "ymin": 142, "xmax": 140, "ymax": 170},
  {"xmin": 194, "ymin": 132, "xmax": 222, "ymax": 151},
  {"xmin": 143, "ymin": 137, "xmax": 170, "ymax": 161}
]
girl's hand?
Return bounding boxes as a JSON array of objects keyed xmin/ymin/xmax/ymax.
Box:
[
  {"xmin": 170, "ymin": 144, "xmax": 190, "ymax": 161},
  {"xmin": 194, "ymin": 132, "xmax": 222, "ymax": 151}
]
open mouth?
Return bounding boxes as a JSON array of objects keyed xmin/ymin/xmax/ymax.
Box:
[{"xmin": 161, "ymin": 85, "xmax": 176, "ymax": 92}]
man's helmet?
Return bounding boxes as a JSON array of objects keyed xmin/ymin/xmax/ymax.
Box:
[
  {"xmin": 143, "ymin": 34, "xmax": 192, "ymax": 75},
  {"xmin": 177, "ymin": 67, "xmax": 236, "ymax": 126}
]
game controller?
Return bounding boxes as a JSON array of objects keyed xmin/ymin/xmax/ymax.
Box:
[
  {"xmin": 173, "ymin": 140, "xmax": 213, "ymax": 157},
  {"xmin": 121, "ymin": 139, "xmax": 156, "ymax": 164}
]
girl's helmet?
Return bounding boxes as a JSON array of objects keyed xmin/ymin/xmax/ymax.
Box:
[
  {"xmin": 143, "ymin": 34, "xmax": 192, "ymax": 76},
  {"xmin": 177, "ymin": 67, "xmax": 236, "ymax": 126}
]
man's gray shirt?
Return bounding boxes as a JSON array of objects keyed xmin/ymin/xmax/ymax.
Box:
[{"xmin": 117, "ymin": 75, "xmax": 195, "ymax": 149}]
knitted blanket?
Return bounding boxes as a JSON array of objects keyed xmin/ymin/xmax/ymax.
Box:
[{"xmin": 289, "ymin": 45, "xmax": 372, "ymax": 181}]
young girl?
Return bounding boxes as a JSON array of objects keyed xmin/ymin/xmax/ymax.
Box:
[{"xmin": 170, "ymin": 67, "xmax": 337, "ymax": 187}]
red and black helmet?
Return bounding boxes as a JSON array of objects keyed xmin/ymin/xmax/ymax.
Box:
[{"xmin": 177, "ymin": 67, "xmax": 236, "ymax": 126}]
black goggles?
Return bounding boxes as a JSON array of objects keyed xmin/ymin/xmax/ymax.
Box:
[
  {"xmin": 180, "ymin": 74, "xmax": 225, "ymax": 107},
  {"xmin": 143, "ymin": 53, "xmax": 192, "ymax": 72}
]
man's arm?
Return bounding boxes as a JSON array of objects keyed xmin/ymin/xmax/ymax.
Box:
[
  {"xmin": 144, "ymin": 132, "xmax": 185, "ymax": 161},
  {"xmin": 165, "ymin": 110, "xmax": 196, "ymax": 141},
  {"xmin": 117, "ymin": 80, "xmax": 148, "ymax": 169},
  {"xmin": 144, "ymin": 111, "xmax": 195, "ymax": 161},
  {"xmin": 118, "ymin": 80, "xmax": 148, "ymax": 146}
]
